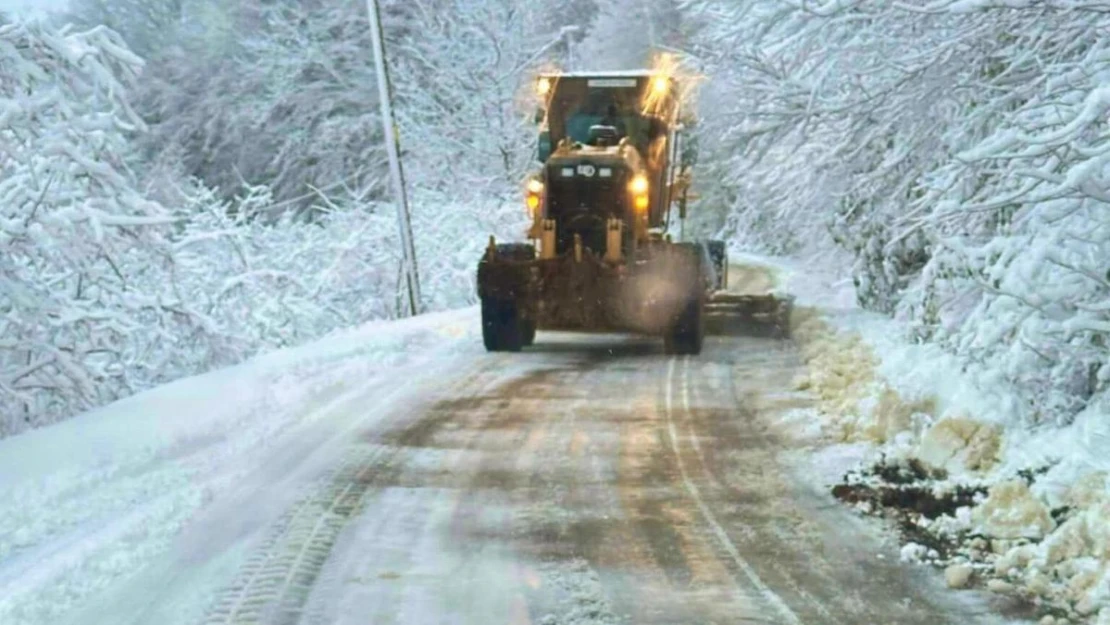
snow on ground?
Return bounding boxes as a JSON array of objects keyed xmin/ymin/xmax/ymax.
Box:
[
  {"xmin": 3, "ymin": 250, "xmax": 1102, "ymax": 624},
  {"xmin": 736, "ymin": 250, "xmax": 1110, "ymax": 624},
  {"xmin": 0, "ymin": 308, "xmax": 478, "ymax": 625}
]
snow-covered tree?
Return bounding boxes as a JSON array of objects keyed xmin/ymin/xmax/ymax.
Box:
[
  {"xmin": 899, "ymin": 6, "xmax": 1110, "ymax": 424},
  {"xmin": 64, "ymin": 0, "xmax": 186, "ymax": 56},
  {"xmin": 576, "ymin": 0, "xmax": 684, "ymax": 71},
  {"xmin": 129, "ymin": 0, "xmax": 388, "ymax": 215},
  {"xmin": 119, "ymin": 0, "xmax": 564, "ymax": 212},
  {"xmin": 2, "ymin": 2, "xmax": 544, "ymax": 436},
  {"xmin": 678, "ymin": 0, "xmax": 1110, "ymax": 423},
  {"xmin": 0, "ymin": 22, "xmax": 180, "ymax": 431},
  {"xmin": 385, "ymin": 0, "xmax": 559, "ymax": 197}
]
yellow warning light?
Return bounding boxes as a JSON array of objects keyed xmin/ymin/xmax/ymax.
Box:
[
  {"xmin": 526, "ymin": 177, "xmax": 543, "ymax": 216},
  {"xmin": 536, "ymin": 78, "xmax": 552, "ymax": 96},
  {"xmin": 634, "ymin": 195, "xmax": 649, "ymax": 211},
  {"xmin": 629, "ymin": 175, "xmax": 649, "ymax": 195}
]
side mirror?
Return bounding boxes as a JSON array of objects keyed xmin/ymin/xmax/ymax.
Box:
[
  {"xmin": 534, "ymin": 107, "xmax": 545, "ymax": 124},
  {"xmin": 537, "ymin": 130, "xmax": 552, "ymax": 163}
]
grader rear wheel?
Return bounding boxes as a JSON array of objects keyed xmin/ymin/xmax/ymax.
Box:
[
  {"xmin": 481, "ymin": 297, "xmax": 524, "ymax": 352},
  {"xmin": 477, "ymin": 242, "xmax": 535, "ymax": 353}
]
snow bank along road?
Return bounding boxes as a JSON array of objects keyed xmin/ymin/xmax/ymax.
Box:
[{"xmin": 0, "ymin": 268, "xmax": 1022, "ymax": 625}]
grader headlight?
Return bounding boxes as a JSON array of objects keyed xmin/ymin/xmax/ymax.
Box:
[
  {"xmin": 651, "ymin": 76, "xmax": 669, "ymax": 95},
  {"xmin": 629, "ymin": 175, "xmax": 649, "ymax": 212}
]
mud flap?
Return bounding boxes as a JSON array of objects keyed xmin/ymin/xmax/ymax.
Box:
[{"xmin": 665, "ymin": 296, "xmax": 705, "ymax": 355}]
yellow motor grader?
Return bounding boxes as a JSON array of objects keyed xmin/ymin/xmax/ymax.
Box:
[{"xmin": 477, "ymin": 70, "xmax": 790, "ymax": 353}]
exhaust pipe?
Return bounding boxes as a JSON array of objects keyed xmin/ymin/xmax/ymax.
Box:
[
  {"xmin": 540, "ymin": 219, "xmax": 556, "ymax": 260},
  {"xmin": 486, "ymin": 235, "xmax": 496, "ymax": 261}
]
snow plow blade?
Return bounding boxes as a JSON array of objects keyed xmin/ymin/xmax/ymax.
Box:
[{"xmin": 705, "ymin": 292, "xmax": 794, "ymax": 339}]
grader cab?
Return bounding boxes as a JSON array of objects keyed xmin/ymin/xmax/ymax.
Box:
[{"xmin": 476, "ymin": 70, "xmax": 790, "ymax": 353}]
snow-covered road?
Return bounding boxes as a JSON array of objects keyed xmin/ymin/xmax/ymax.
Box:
[
  {"xmin": 0, "ymin": 269, "xmax": 1026, "ymax": 625},
  {"xmin": 286, "ymin": 334, "xmax": 1013, "ymax": 625}
]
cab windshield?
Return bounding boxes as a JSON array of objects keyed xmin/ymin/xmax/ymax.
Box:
[
  {"xmin": 565, "ymin": 98, "xmax": 646, "ymax": 148},
  {"xmin": 546, "ymin": 77, "xmax": 666, "ymax": 154}
]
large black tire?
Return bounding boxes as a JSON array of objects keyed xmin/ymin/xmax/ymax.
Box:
[
  {"xmin": 665, "ymin": 297, "xmax": 705, "ymax": 355},
  {"xmin": 477, "ymin": 243, "xmax": 535, "ymax": 352},
  {"xmin": 481, "ymin": 297, "xmax": 523, "ymax": 352}
]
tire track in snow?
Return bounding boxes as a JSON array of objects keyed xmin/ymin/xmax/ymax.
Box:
[
  {"xmin": 202, "ymin": 368, "xmax": 495, "ymax": 625},
  {"xmin": 202, "ymin": 445, "xmax": 395, "ymax": 625},
  {"xmin": 663, "ymin": 356, "xmax": 801, "ymax": 625}
]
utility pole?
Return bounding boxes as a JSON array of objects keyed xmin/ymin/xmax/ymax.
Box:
[
  {"xmin": 643, "ymin": 0, "xmax": 657, "ymax": 48},
  {"xmin": 365, "ymin": 0, "xmax": 422, "ymax": 316}
]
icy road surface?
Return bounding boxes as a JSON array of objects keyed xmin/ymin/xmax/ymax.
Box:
[{"xmin": 0, "ymin": 267, "xmax": 1021, "ymax": 625}]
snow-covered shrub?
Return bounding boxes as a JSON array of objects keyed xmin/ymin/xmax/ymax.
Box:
[
  {"xmin": 159, "ymin": 184, "xmax": 524, "ymax": 344},
  {"xmin": 110, "ymin": 0, "xmax": 575, "ymax": 214},
  {"xmin": 135, "ymin": 184, "xmax": 396, "ymax": 369}
]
